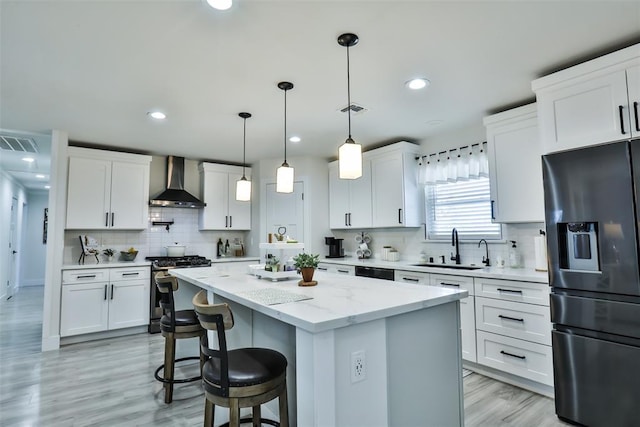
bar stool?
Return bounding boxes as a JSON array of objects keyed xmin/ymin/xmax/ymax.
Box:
[
  {"xmin": 192, "ymin": 290, "xmax": 289, "ymax": 427},
  {"xmin": 154, "ymin": 271, "xmax": 206, "ymax": 404}
]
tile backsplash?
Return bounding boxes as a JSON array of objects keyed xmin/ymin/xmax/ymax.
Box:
[
  {"xmin": 331, "ymin": 222, "xmax": 546, "ymax": 269},
  {"xmin": 63, "ymin": 207, "xmax": 248, "ymax": 264}
]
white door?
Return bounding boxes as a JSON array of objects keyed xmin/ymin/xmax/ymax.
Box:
[
  {"xmin": 108, "ymin": 279, "xmax": 149, "ymax": 330},
  {"xmin": 371, "ymin": 153, "xmax": 404, "ymax": 227},
  {"xmin": 109, "ymin": 161, "xmax": 150, "ymax": 229},
  {"xmin": 60, "ymin": 283, "xmax": 109, "ymax": 336},
  {"xmin": 627, "ymin": 65, "xmax": 640, "ymax": 138},
  {"xmin": 227, "ymin": 172, "xmax": 252, "ymax": 230},
  {"xmin": 7, "ymin": 197, "xmax": 18, "ymax": 299},
  {"xmin": 266, "ymin": 181, "xmax": 304, "ymax": 243},
  {"xmin": 66, "ymin": 157, "xmax": 111, "ymax": 229},
  {"xmin": 328, "ymin": 162, "xmax": 350, "ymax": 229}
]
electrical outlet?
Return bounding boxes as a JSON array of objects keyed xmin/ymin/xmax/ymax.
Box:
[{"xmin": 351, "ymin": 350, "xmax": 366, "ymax": 383}]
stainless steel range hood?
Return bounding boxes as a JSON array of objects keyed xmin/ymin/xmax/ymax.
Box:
[{"xmin": 149, "ymin": 156, "xmax": 206, "ymax": 208}]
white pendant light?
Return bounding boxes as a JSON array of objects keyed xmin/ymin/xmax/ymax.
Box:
[
  {"xmin": 338, "ymin": 33, "xmax": 362, "ymax": 180},
  {"xmin": 235, "ymin": 112, "xmax": 252, "ymax": 201},
  {"xmin": 276, "ymin": 81, "xmax": 295, "ymax": 193}
]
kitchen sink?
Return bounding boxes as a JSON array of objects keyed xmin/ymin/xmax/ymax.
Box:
[{"xmin": 411, "ymin": 263, "xmax": 484, "ymax": 270}]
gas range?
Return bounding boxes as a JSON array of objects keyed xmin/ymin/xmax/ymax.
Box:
[{"xmin": 146, "ymin": 255, "xmax": 212, "ymax": 270}]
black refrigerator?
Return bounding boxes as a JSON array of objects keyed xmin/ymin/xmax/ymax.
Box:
[{"xmin": 543, "ymin": 140, "xmax": 640, "ymax": 426}]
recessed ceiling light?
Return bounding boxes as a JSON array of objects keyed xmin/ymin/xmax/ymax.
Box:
[
  {"xmin": 206, "ymin": 0, "xmax": 232, "ymax": 10},
  {"xmin": 426, "ymin": 119, "xmax": 444, "ymax": 127},
  {"xmin": 36, "ymin": 174, "xmax": 45, "ymax": 179},
  {"xmin": 22, "ymin": 157, "xmax": 35, "ymax": 163},
  {"xmin": 406, "ymin": 78, "xmax": 430, "ymax": 90},
  {"xmin": 147, "ymin": 111, "xmax": 166, "ymax": 120},
  {"xmin": 44, "ymin": 185, "xmax": 50, "ymax": 189},
  {"xmin": 289, "ymin": 136, "xmax": 301, "ymax": 143}
]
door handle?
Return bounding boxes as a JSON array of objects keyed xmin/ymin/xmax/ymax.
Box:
[
  {"xmin": 398, "ymin": 208, "xmax": 403, "ymax": 224},
  {"xmin": 104, "ymin": 285, "xmax": 107, "ymax": 300},
  {"xmin": 111, "ymin": 212, "xmax": 114, "ymax": 227},
  {"xmin": 12, "ymin": 250, "xmax": 17, "ymax": 254},
  {"xmin": 634, "ymin": 101, "xmax": 639, "ymax": 132},
  {"xmin": 105, "ymin": 212, "xmax": 109, "ymax": 227},
  {"xmin": 110, "ymin": 284, "xmax": 114, "ymax": 300},
  {"xmin": 498, "ymin": 314, "xmax": 524, "ymax": 322},
  {"xmin": 225, "ymin": 216, "xmax": 228, "ymax": 228},
  {"xmin": 491, "ymin": 200, "xmax": 496, "ymax": 220},
  {"xmin": 348, "ymin": 213, "xmax": 352, "ymax": 226},
  {"xmin": 345, "ymin": 213, "xmax": 348, "ymax": 227},
  {"xmin": 619, "ymin": 105, "xmax": 626, "ymax": 135},
  {"xmin": 229, "ymin": 216, "xmax": 232, "ymax": 228}
]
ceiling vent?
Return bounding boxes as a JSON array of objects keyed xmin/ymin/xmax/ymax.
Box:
[
  {"xmin": 339, "ymin": 103, "xmax": 368, "ymax": 115},
  {"xmin": 0, "ymin": 135, "xmax": 39, "ymax": 153}
]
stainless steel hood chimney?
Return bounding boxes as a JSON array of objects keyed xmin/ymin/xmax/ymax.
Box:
[{"xmin": 149, "ymin": 156, "xmax": 206, "ymax": 208}]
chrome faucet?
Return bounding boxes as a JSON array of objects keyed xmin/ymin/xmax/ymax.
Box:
[
  {"xmin": 478, "ymin": 239, "xmax": 490, "ymax": 267},
  {"xmin": 451, "ymin": 228, "xmax": 461, "ymax": 264}
]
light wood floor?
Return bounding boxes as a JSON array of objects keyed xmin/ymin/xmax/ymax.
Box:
[{"xmin": 1, "ymin": 287, "xmax": 571, "ymax": 426}]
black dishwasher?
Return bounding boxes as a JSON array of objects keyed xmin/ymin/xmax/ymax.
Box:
[{"xmin": 355, "ymin": 266, "xmax": 394, "ymax": 281}]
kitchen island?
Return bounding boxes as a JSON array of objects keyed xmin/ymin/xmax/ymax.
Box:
[{"xmin": 170, "ymin": 262, "xmax": 468, "ymax": 427}]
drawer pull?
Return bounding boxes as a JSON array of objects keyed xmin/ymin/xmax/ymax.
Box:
[
  {"xmin": 497, "ymin": 288, "xmax": 522, "ymax": 294},
  {"xmin": 77, "ymin": 275, "xmax": 97, "ymax": 279},
  {"xmin": 498, "ymin": 314, "xmax": 524, "ymax": 322},
  {"xmin": 440, "ymin": 282, "xmax": 460, "ymax": 287},
  {"xmin": 337, "ymin": 269, "xmax": 350, "ymax": 274},
  {"xmin": 122, "ymin": 272, "xmax": 139, "ymax": 276},
  {"xmin": 500, "ymin": 350, "xmax": 526, "ymax": 360},
  {"xmin": 402, "ymin": 277, "xmax": 420, "ymax": 282},
  {"xmin": 318, "ymin": 267, "xmax": 328, "ymax": 271}
]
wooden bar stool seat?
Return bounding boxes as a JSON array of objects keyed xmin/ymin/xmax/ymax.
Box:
[
  {"xmin": 192, "ymin": 290, "xmax": 289, "ymax": 427},
  {"xmin": 154, "ymin": 271, "xmax": 206, "ymax": 404}
]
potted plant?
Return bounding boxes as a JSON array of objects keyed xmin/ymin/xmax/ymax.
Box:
[
  {"xmin": 266, "ymin": 256, "xmax": 280, "ymax": 272},
  {"xmin": 103, "ymin": 248, "xmax": 115, "ymax": 262},
  {"xmin": 293, "ymin": 253, "xmax": 320, "ymax": 284}
]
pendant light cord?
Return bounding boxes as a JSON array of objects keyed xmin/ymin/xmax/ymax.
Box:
[
  {"xmin": 346, "ymin": 45, "xmax": 352, "ymax": 140},
  {"xmin": 283, "ymin": 88, "xmax": 288, "ymax": 164},
  {"xmin": 242, "ymin": 117, "xmax": 247, "ymax": 178}
]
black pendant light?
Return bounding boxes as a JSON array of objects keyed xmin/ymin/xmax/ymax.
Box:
[
  {"xmin": 235, "ymin": 112, "xmax": 252, "ymax": 201},
  {"xmin": 276, "ymin": 81, "xmax": 294, "ymax": 193},
  {"xmin": 337, "ymin": 32, "xmax": 363, "ymax": 179}
]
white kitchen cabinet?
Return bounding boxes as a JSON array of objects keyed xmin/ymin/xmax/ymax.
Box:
[
  {"xmin": 65, "ymin": 147, "xmax": 151, "ymax": 230},
  {"xmin": 430, "ymin": 274, "xmax": 476, "ymax": 363},
  {"xmin": 317, "ymin": 262, "xmax": 355, "ymax": 276},
  {"xmin": 328, "ymin": 159, "xmax": 372, "ymax": 229},
  {"xmin": 394, "ymin": 269, "xmax": 429, "ymax": 285},
  {"xmin": 532, "ymin": 43, "xmax": 640, "ymax": 154},
  {"xmin": 484, "ymin": 103, "xmax": 544, "ymax": 223},
  {"xmin": 369, "ymin": 142, "xmax": 423, "ymax": 228},
  {"xmin": 199, "ymin": 163, "xmax": 251, "ymax": 230},
  {"xmin": 60, "ymin": 266, "xmax": 150, "ymax": 337}
]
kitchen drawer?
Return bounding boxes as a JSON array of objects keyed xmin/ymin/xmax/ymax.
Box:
[
  {"xmin": 475, "ymin": 296, "xmax": 551, "ymax": 345},
  {"xmin": 394, "ymin": 270, "xmax": 429, "ymax": 284},
  {"xmin": 317, "ymin": 263, "xmax": 355, "ymax": 276},
  {"xmin": 110, "ymin": 266, "xmax": 150, "ymax": 281},
  {"xmin": 430, "ymin": 274, "xmax": 474, "ymax": 295},
  {"xmin": 476, "ymin": 330, "xmax": 553, "ymax": 386},
  {"xmin": 62, "ymin": 268, "xmax": 110, "ymax": 284},
  {"xmin": 474, "ymin": 277, "xmax": 549, "ymax": 306}
]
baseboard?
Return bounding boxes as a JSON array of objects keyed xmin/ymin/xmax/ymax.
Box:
[
  {"xmin": 41, "ymin": 335, "xmax": 60, "ymax": 352},
  {"xmin": 60, "ymin": 326, "xmax": 147, "ymax": 346},
  {"xmin": 463, "ymin": 361, "xmax": 555, "ymax": 399},
  {"xmin": 20, "ymin": 280, "xmax": 45, "ymax": 287}
]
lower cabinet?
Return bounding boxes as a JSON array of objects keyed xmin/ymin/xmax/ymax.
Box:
[
  {"xmin": 61, "ymin": 266, "xmax": 150, "ymax": 337},
  {"xmin": 473, "ymin": 277, "xmax": 553, "ymax": 386},
  {"xmin": 430, "ymin": 274, "xmax": 476, "ymax": 363},
  {"xmin": 394, "ymin": 269, "xmax": 430, "ymax": 284},
  {"xmin": 316, "ymin": 263, "xmax": 355, "ymax": 276}
]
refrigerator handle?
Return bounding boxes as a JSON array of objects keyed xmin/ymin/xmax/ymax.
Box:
[{"xmin": 619, "ymin": 105, "xmax": 626, "ymax": 135}]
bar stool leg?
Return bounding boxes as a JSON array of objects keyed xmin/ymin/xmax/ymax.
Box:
[
  {"xmin": 164, "ymin": 334, "xmax": 176, "ymax": 404},
  {"xmin": 279, "ymin": 380, "xmax": 289, "ymax": 427},
  {"xmin": 230, "ymin": 399, "xmax": 240, "ymax": 427},
  {"xmin": 204, "ymin": 398, "xmax": 214, "ymax": 427},
  {"xmin": 252, "ymin": 405, "xmax": 261, "ymax": 426}
]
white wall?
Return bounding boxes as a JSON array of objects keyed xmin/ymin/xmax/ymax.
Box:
[
  {"xmin": 20, "ymin": 190, "xmax": 49, "ymax": 286},
  {"xmin": 0, "ymin": 170, "xmax": 28, "ymax": 298}
]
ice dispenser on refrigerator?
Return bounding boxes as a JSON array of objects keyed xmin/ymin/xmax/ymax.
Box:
[{"xmin": 558, "ymin": 222, "xmax": 599, "ymax": 272}]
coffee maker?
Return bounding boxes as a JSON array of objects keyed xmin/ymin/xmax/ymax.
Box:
[{"xmin": 325, "ymin": 237, "xmax": 345, "ymax": 258}]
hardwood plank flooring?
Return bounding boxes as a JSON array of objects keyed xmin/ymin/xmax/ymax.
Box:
[{"xmin": 1, "ymin": 286, "xmax": 571, "ymax": 426}]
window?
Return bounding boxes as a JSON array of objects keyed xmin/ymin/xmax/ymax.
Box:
[{"xmin": 426, "ymin": 177, "xmax": 501, "ymax": 240}]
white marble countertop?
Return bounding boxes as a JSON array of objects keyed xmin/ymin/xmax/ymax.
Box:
[
  {"xmin": 319, "ymin": 257, "xmax": 550, "ymax": 283},
  {"xmin": 170, "ymin": 262, "xmax": 468, "ymax": 333}
]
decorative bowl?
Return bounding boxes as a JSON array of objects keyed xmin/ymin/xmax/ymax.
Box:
[{"xmin": 120, "ymin": 250, "xmax": 138, "ymax": 261}]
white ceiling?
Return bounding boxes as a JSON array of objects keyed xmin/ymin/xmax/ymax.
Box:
[{"xmin": 2, "ymin": 0, "xmax": 640, "ymax": 175}]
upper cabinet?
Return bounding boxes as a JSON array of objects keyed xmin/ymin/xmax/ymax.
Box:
[
  {"xmin": 328, "ymin": 141, "xmax": 422, "ymax": 229},
  {"xmin": 66, "ymin": 147, "xmax": 152, "ymax": 230},
  {"xmin": 484, "ymin": 103, "xmax": 544, "ymax": 223},
  {"xmin": 370, "ymin": 142, "xmax": 423, "ymax": 228},
  {"xmin": 532, "ymin": 44, "xmax": 640, "ymax": 154},
  {"xmin": 328, "ymin": 158, "xmax": 372, "ymax": 229},
  {"xmin": 199, "ymin": 163, "xmax": 251, "ymax": 230}
]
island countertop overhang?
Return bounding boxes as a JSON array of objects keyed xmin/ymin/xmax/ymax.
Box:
[{"xmin": 169, "ymin": 264, "xmax": 468, "ymax": 333}]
